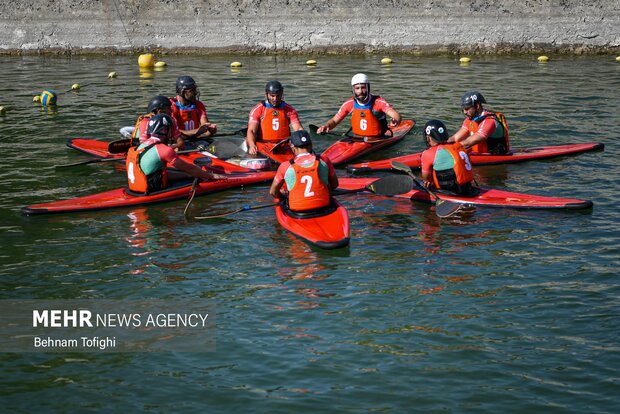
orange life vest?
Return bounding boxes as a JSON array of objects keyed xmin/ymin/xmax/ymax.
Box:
[
  {"xmin": 172, "ymin": 99, "xmax": 200, "ymax": 131},
  {"xmin": 259, "ymin": 102, "xmax": 291, "ymax": 142},
  {"xmin": 287, "ymin": 156, "xmax": 331, "ymax": 211},
  {"xmin": 432, "ymin": 142, "xmax": 474, "ymax": 194},
  {"xmin": 126, "ymin": 143, "xmax": 167, "ymax": 194},
  {"xmin": 351, "ymin": 96, "xmax": 387, "ymax": 136},
  {"xmin": 132, "ymin": 113, "xmax": 153, "ymax": 143},
  {"xmin": 467, "ymin": 110, "xmax": 510, "ymax": 154}
]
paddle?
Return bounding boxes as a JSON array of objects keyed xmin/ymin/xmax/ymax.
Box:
[
  {"xmin": 54, "ymin": 147, "xmax": 207, "ymax": 168},
  {"xmin": 309, "ymin": 124, "xmax": 392, "ymax": 143},
  {"xmin": 183, "ymin": 178, "xmax": 199, "ymax": 218},
  {"xmin": 194, "ymin": 175, "xmax": 413, "ymax": 220},
  {"xmin": 391, "ymin": 161, "xmax": 463, "ymax": 218},
  {"xmin": 108, "ymin": 128, "xmax": 248, "ymax": 154},
  {"xmin": 309, "ymin": 124, "xmax": 351, "ymax": 138}
]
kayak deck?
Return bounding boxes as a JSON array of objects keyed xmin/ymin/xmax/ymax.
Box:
[
  {"xmin": 336, "ymin": 177, "xmax": 593, "ymax": 210},
  {"xmin": 22, "ymin": 171, "xmax": 276, "ymax": 215},
  {"xmin": 321, "ymin": 120, "xmax": 415, "ymax": 165},
  {"xmin": 275, "ymin": 200, "xmax": 350, "ymax": 249},
  {"xmin": 346, "ymin": 141, "xmax": 605, "ymax": 173},
  {"xmin": 67, "ymin": 138, "xmax": 254, "ymax": 174}
]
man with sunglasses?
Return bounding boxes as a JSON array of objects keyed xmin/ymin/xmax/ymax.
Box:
[
  {"xmin": 170, "ymin": 76, "xmax": 217, "ymax": 143},
  {"xmin": 448, "ymin": 91, "xmax": 510, "ymax": 154}
]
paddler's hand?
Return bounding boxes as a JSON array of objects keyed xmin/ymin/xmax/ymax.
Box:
[
  {"xmin": 247, "ymin": 143, "xmax": 258, "ymax": 156},
  {"xmin": 206, "ymin": 123, "xmax": 217, "ymax": 135},
  {"xmin": 316, "ymin": 125, "xmax": 330, "ymax": 135},
  {"xmin": 389, "ymin": 117, "xmax": 401, "ymax": 128}
]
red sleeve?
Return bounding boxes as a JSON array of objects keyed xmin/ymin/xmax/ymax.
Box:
[
  {"xmin": 373, "ymin": 97, "xmax": 393, "ymax": 113},
  {"xmin": 155, "ymin": 144, "xmax": 179, "ymax": 165},
  {"xmin": 196, "ymin": 101, "xmax": 208, "ymax": 123},
  {"xmin": 420, "ymin": 147, "xmax": 437, "ymax": 176},
  {"xmin": 284, "ymin": 104, "xmax": 300, "ymax": 124},
  {"xmin": 248, "ymin": 103, "xmax": 264, "ymax": 125},
  {"xmin": 476, "ymin": 117, "xmax": 497, "ymax": 139},
  {"xmin": 334, "ymin": 98, "xmax": 354, "ymax": 122},
  {"xmin": 273, "ymin": 161, "xmax": 291, "ymax": 184}
]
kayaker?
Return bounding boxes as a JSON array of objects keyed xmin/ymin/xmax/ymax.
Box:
[
  {"xmin": 269, "ymin": 130, "xmax": 339, "ymax": 211},
  {"xmin": 131, "ymin": 95, "xmax": 183, "ymax": 149},
  {"xmin": 170, "ymin": 76, "xmax": 218, "ymax": 144},
  {"xmin": 448, "ymin": 91, "xmax": 510, "ymax": 154},
  {"xmin": 421, "ymin": 120, "xmax": 475, "ymax": 196},
  {"xmin": 246, "ymin": 80, "xmax": 304, "ymax": 156},
  {"xmin": 316, "ymin": 73, "xmax": 401, "ymax": 137},
  {"xmin": 126, "ymin": 114, "xmax": 225, "ymax": 194}
]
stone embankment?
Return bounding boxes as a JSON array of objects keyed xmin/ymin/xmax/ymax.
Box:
[{"xmin": 1, "ymin": 0, "xmax": 619, "ymax": 54}]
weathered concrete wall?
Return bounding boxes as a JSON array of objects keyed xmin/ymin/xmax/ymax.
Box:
[{"xmin": 1, "ymin": 0, "xmax": 619, "ymax": 54}]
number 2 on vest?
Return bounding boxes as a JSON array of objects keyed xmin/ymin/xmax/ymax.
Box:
[{"xmin": 300, "ymin": 175, "xmax": 315, "ymax": 197}]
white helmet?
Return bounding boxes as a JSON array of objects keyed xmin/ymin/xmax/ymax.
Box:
[{"xmin": 351, "ymin": 73, "xmax": 369, "ymax": 86}]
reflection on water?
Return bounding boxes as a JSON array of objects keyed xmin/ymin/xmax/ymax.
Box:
[{"xmin": 1, "ymin": 55, "xmax": 619, "ymax": 413}]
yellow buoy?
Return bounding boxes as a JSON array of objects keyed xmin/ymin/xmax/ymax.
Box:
[
  {"xmin": 108, "ymin": 71, "xmax": 117, "ymax": 79},
  {"xmin": 537, "ymin": 55, "xmax": 549, "ymax": 62},
  {"xmin": 155, "ymin": 61, "xmax": 167, "ymax": 68},
  {"xmin": 230, "ymin": 61, "xmax": 242, "ymax": 68},
  {"xmin": 615, "ymin": 56, "xmax": 620, "ymax": 61},
  {"xmin": 71, "ymin": 83, "xmax": 80, "ymax": 91},
  {"xmin": 306, "ymin": 59, "xmax": 317, "ymax": 66},
  {"xmin": 33, "ymin": 95, "xmax": 41, "ymax": 103},
  {"xmin": 138, "ymin": 53, "xmax": 155, "ymax": 68},
  {"xmin": 0, "ymin": 106, "xmax": 6, "ymax": 116},
  {"xmin": 381, "ymin": 57, "xmax": 393, "ymax": 64},
  {"xmin": 459, "ymin": 57, "xmax": 471, "ymax": 63}
]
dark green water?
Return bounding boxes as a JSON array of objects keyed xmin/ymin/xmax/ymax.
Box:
[{"xmin": 1, "ymin": 54, "xmax": 619, "ymax": 412}]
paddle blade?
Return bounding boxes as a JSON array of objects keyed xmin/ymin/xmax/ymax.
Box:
[
  {"xmin": 108, "ymin": 139, "xmax": 132, "ymax": 154},
  {"xmin": 366, "ymin": 175, "xmax": 413, "ymax": 196},
  {"xmin": 435, "ymin": 199, "xmax": 465, "ymax": 218}
]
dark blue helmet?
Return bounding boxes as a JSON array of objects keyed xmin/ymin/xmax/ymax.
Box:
[
  {"xmin": 461, "ymin": 91, "xmax": 486, "ymax": 108},
  {"xmin": 147, "ymin": 113, "xmax": 174, "ymax": 140},
  {"xmin": 265, "ymin": 80, "xmax": 283, "ymax": 94},
  {"xmin": 147, "ymin": 95, "xmax": 172, "ymax": 113},
  {"xmin": 423, "ymin": 120, "xmax": 449, "ymax": 143},
  {"xmin": 176, "ymin": 76, "xmax": 197, "ymax": 94}
]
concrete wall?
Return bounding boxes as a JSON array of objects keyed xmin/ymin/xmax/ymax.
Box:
[{"xmin": 1, "ymin": 0, "xmax": 619, "ymax": 54}]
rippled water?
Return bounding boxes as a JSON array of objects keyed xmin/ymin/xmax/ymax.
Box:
[{"xmin": 1, "ymin": 54, "xmax": 619, "ymax": 412}]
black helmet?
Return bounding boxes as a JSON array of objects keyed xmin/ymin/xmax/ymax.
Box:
[
  {"xmin": 147, "ymin": 95, "xmax": 172, "ymax": 113},
  {"xmin": 461, "ymin": 91, "xmax": 486, "ymax": 108},
  {"xmin": 265, "ymin": 80, "xmax": 283, "ymax": 94},
  {"xmin": 423, "ymin": 120, "xmax": 449, "ymax": 143},
  {"xmin": 176, "ymin": 76, "xmax": 197, "ymax": 94},
  {"xmin": 147, "ymin": 113, "xmax": 174, "ymax": 140}
]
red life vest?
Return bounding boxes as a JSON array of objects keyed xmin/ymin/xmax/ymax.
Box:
[
  {"xmin": 259, "ymin": 102, "xmax": 291, "ymax": 142},
  {"xmin": 126, "ymin": 143, "xmax": 167, "ymax": 194},
  {"xmin": 287, "ymin": 156, "xmax": 331, "ymax": 211},
  {"xmin": 432, "ymin": 142, "xmax": 474, "ymax": 194},
  {"xmin": 466, "ymin": 110, "xmax": 510, "ymax": 154},
  {"xmin": 172, "ymin": 98, "xmax": 200, "ymax": 131},
  {"xmin": 351, "ymin": 96, "xmax": 387, "ymax": 136}
]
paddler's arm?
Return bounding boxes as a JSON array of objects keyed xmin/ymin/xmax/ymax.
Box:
[
  {"xmin": 268, "ymin": 178, "xmax": 286, "ymax": 200},
  {"xmin": 316, "ymin": 116, "xmax": 340, "ymax": 135},
  {"xmin": 245, "ymin": 122, "xmax": 260, "ymax": 156},
  {"xmin": 170, "ymin": 158, "xmax": 226, "ymax": 181},
  {"xmin": 448, "ymin": 126, "xmax": 470, "ymax": 144},
  {"xmin": 386, "ymin": 107, "xmax": 401, "ymax": 128}
]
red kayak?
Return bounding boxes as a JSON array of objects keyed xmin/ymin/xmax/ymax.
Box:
[
  {"xmin": 22, "ymin": 171, "xmax": 276, "ymax": 215},
  {"xmin": 67, "ymin": 138, "xmax": 253, "ymax": 174},
  {"xmin": 255, "ymin": 141, "xmax": 295, "ymax": 164},
  {"xmin": 320, "ymin": 120, "xmax": 415, "ymax": 165},
  {"xmin": 336, "ymin": 177, "xmax": 593, "ymax": 210},
  {"xmin": 346, "ymin": 142, "xmax": 604, "ymax": 173},
  {"xmin": 275, "ymin": 199, "xmax": 350, "ymax": 249}
]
